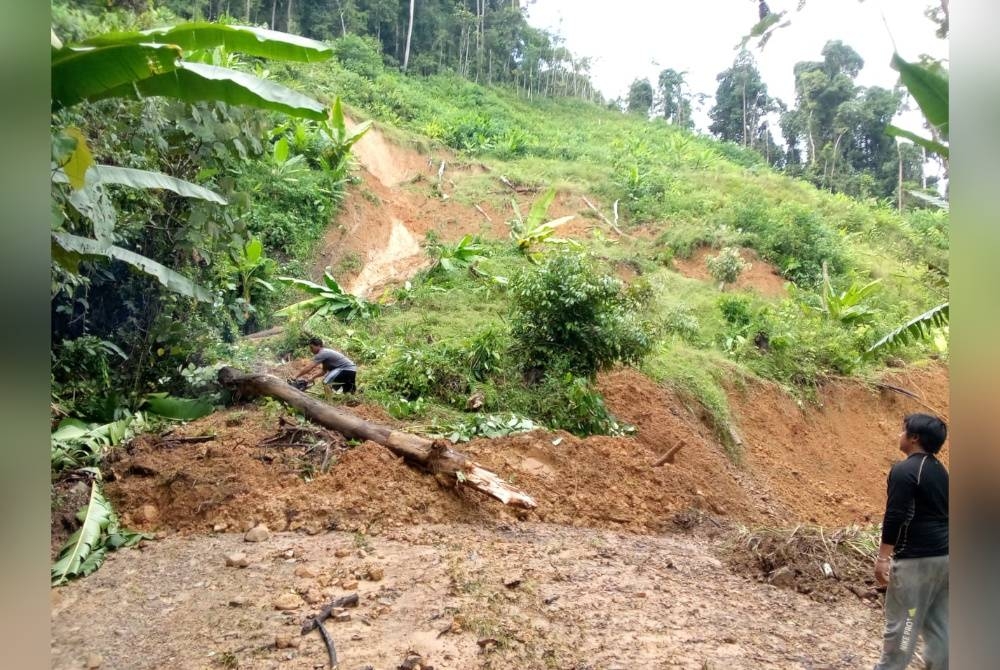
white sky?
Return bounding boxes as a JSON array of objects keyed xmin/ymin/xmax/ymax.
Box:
[{"xmin": 525, "ymin": 0, "xmax": 948, "ymax": 134}]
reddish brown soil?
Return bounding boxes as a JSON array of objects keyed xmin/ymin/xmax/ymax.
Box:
[
  {"xmin": 730, "ymin": 362, "xmax": 950, "ymax": 527},
  {"xmin": 673, "ymin": 246, "xmax": 788, "ymax": 298},
  {"xmin": 104, "ymin": 363, "xmax": 949, "ymax": 542}
]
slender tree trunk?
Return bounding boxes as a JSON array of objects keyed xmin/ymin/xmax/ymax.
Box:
[
  {"xmin": 741, "ymin": 80, "xmax": 748, "ymax": 146},
  {"xmin": 403, "ymin": 0, "xmax": 415, "ymax": 71},
  {"xmin": 807, "ymin": 109, "xmax": 816, "ymax": 166},
  {"xmin": 898, "ymin": 143, "xmax": 904, "ymax": 212},
  {"xmin": 245, "ymin": 0, "xmax": 250, "ymax": 22},
  {"xmin": 286, "ymin": 0, "xmax": 293, "ymax": 33},
  {"xmin": 270, "ymin": 0, "xmax": 277, "ymax": 30},
  {"xmin": 216, "ymin": 368, "xmax": 538, "ymax": 508}
]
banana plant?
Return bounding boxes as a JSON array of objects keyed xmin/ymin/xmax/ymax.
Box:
[
  {"xmin": 508, "ymin": 187, "xmax": 580, "ymax": 263},
  {"xmin": 429, "ymin": 234, "xmax": 487, "ymax": 273},
  {"xmin": 275, "ymin": 271, "xmax": 379, "ymax": 324},
  {"xmin": 51, "ymin": 22, "xmax": 335, "ymax": 301},
  {"xmin": 863, "ymin": 303, "xmax": 949, "ymax": 360},
  {"xmin": 319, "ymin": 97, "xmax": 373, "ymax": 169},
  {"xmin": 230, "ymin": 238, "xmax": 276, "ymax": 322}
]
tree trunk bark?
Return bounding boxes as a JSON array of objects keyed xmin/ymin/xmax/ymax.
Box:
[
  {"xmin": 217, "ymin": 367, "xmax": 537, "ymax": 509},
  {"xmin": 271, "ymin": 0, "xmax": 277, "ymax": 30},
  {"xmin": 403, "ymin": 0, "xmax": 415, "ymax": 71}
]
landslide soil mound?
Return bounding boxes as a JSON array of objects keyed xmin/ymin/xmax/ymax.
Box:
[
  {"xmin": 730, "ymin": 361, "xmax": 949, "ymax": 527},
  {"xmin": 673, "ymin": 246, "xmax": 788, "ymax": 298},
  {"xmin": 104, "ymin": 363, "xmax": 948, "ymax": 541}
]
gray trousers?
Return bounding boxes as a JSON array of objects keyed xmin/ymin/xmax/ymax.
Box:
[{"xmin": 874, "ymin": 554, "xmax": 949, "ymax": 670}]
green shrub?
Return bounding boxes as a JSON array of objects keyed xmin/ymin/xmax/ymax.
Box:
[
  {"xmin": 706, "ymin": 247, "xmax": 748, "ymax": 288},
  {"xmin": 510, "ymin": 251, "xmax": 653, "ymax": 377},
  {"xmin": 369, "ymin": 342, "xmax": 471, "ymax": 406},
  {"xmin": 330, "ymin": 34, "xmax": 385, "ymax": 80},
  {"xmin": 533, "ymin": 373, "xmax": 631, "ymax": 437}
]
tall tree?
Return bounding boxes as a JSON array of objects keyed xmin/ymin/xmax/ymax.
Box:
[
  {"xmin": 655, "ymin": 68, "xmax": 692, "ymax": 128},
  {"xmin": 708, "ymin": 50, "xmax": 778, "ymax": 152},
  {"xmin": 626, "ymin": 78, "xmax": 654, "ymax": 116},
  {"xmin": 402, "ymin": 0, "xmax": 415, "ymax": 70}
]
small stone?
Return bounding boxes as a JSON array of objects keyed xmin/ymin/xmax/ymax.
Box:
[
  {"xmin": 213, "ymin": 523, "xmax": 229, "ymax": 532},
  {"xmin": 225, "ymin": 552, "xmax": 249, "ymax": 568},
  {"xmin": 294, "ymin": 565, "xmax": 317, "ymax": 579},
  {"xmin": 334, "ymin": 548, "xmax": 351, "ymax": 558},
  {"xmin": 342, "ymin": 579, "xmax": 359, "ymax": 590},
  {"xmin": 244, "ymin": 524, "xmax": 270, "ymax": 542},
  {"xmin": 275, "ymin": 635, "xmax": 300, "ymax": 649},
  {"xmin": 228, "ymin": 596, "xmax": 249, "ymax": 607},
  {"xmin": 365, "ymin": 566, "xmax": 384, "ymax": 582},
  {"xmin": 273, "ymin": 593, "xmax": 302, "ymax": 611},
  {"xmin": 85, "ymin": 653, "xmax": 103, "ymax": 668},
  {"xmin": 503, "ymin": 575, "xmax": 523, "ymax": 589},
  {"xmin": 333, "ymin": 612, "xmax": 351, "ymax": 622}
]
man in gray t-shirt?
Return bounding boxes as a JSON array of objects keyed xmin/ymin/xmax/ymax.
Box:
[{"xmin": 294, "ymin": 337, "xmax": 357, "ymax": 393}]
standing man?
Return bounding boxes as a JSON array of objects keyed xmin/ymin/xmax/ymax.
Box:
[
  {"xmin": 873, "ymin": 413, "xmax": 949, "ymax": 669},
  {"xmin": 295, "ymin": 337, "xmax": 357, "ymax": 394}
]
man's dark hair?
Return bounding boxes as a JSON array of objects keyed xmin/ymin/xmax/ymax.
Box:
[
  {"xmin": 308, "ymin": 337, "xmax": 323, "ymax": 347},
  {"xmin": 904, "ymin": 413, "xmax": 947, "ymax": 454}
]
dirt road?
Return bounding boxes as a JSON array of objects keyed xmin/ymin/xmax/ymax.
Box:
[{"xmin": 51, "ymin": 522, "xmax": 884, "ymax": 670}]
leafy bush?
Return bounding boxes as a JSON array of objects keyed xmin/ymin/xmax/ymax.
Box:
[
  {"xmin": 330, "ymin": 34, "xmax": 385, "ymax": 80},
  {"xmin": 369, "ymin": 343, "xmax": 471, "ymax": 405},
  {"xmin": 510, "ymin": 251, "xmax": 653, "ymax": 377},
  {"xmin": 533, "ymin": 373, "xmax": 632, "ymax": 437},
  {"xmin": 706, "ymin": 246, "xmax": 748, "ymax": 288}
]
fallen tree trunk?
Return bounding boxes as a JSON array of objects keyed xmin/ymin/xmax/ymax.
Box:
[{"xmin": 217, "ymin": 367, "xmax": 537, "ymax": 509}]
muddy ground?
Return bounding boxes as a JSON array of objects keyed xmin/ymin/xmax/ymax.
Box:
[{"xmin": 51, "ymin": 523, "xmax": 886, "ymax": 670}]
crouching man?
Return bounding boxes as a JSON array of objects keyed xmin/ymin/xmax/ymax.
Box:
[{"xmin": 294, "ymin": 337, "xmax": 357, "ymax": 395}]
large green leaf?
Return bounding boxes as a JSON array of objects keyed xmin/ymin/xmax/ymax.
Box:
[
  {"xmin": 66, "ymin": 183, "xmax": 117, "ymax": 244},
  {"xmin": 277, "ymin": 275, "xmax": 328, "ymax": 295},
  {"xmin": 142, "ymin": 393, "xmax": 214, "ymax": 420},
  {"xmin": 886, "ymin": 124, "xmax": 949, "ymax": 159},
  {"xmin": 85, "ymin": 166, "xmax": 228, "ymax": 204},
  {"xmin": 52, "ymin": 481, "xmax": 113, "ymax": 585},
  {"xmin": 93, "ymin": 61, "xmax": 328, "ymax": 121},
  {"xmin": 526, "ymin": 187, "xmax": 558, "ymax": 229},
  {"xmin": 891, "ymin": 54, "xmax": 949, "ymax": 140},
  {"xmin": 83, "ymin": 22, "xmax": 333, "ymax": 63},
  {"xmin": 52, "ymin": 232, "xmax": 212, "ymax": 301},
  {"xmin": 864, "ymin": 302, "xmax": 949, "ymax": 359},
  {"xmin": 51, "ymin": 42, "xmax": 182, "ymax": 110}
]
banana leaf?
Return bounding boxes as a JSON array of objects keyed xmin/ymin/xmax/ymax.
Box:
[
  {"xmin": 143, "ymin": 393, "xmax": 214, "ymax": 420},
  {"xmin": 91, "ymin": 61, "xmax": 329, "ymax": 122},
  {"xmin": 52, "ymin": 232, "xmax": 212, "ymax": 302},
  {"xmin": 52, "ymin": 482, "xmax": 113, "ymax": 585},
  {"xmin": 51, "ymin": 42, "xmax": 182, "ymax": 110},
  {"xmin": 83, "ymin": 22, "xmax": 332, "ymax": 63}
]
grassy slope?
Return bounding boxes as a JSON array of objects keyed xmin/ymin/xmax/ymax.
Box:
[{"xmin": 243, "ymin": 52, "xmax": 948, "ymax": 448}]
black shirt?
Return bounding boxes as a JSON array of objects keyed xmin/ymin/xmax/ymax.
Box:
[{"xmin": 881, "ymin": 452, "xmax": 949, "ymax": 559}]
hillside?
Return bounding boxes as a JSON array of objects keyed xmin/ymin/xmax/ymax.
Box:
[{"xmin": 50, "ymin": 17, "xmax": 950, "ymax": 670}]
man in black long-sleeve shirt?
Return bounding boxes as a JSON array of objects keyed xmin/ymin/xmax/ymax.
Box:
[{"xmin": 873, "ymin": 413, "xmax": 949, "ymax": 669}]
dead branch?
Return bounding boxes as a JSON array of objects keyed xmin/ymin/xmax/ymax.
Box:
[
  {"xmin": 474, "ymin": 203, "xmax": 493, "ymax": 222},
  {"xmin": 581, "ymin": 195, "xmax": 632, "ymax": 239}
]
